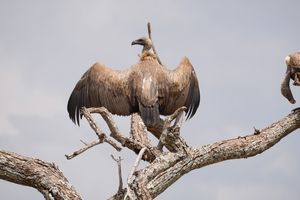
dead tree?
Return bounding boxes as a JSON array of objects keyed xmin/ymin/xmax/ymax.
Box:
[{"xmin": 1, "ymin": 107, "xmax": 300, "ymax": 199}]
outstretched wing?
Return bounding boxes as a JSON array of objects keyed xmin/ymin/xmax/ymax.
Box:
[
  {"xmin": 159, "ymin": 57, "xmax": 200, "ymax": 119},
  {"xmin": 67, "ymin": 62, "xmax": 134, "ymax": 125}
]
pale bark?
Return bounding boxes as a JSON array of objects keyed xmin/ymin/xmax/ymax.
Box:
[
  {"xmin": 0, "ymin": 150, "xmax": 81, "ymax": 200},
  {"xmin": 1, "ymin": 109, "xmax": 299, "ymax": 200},
  {"xmin": 107, "ymin": 109, "xmax": 300, "ymax": 199},
  {"xmin": 141, "ymin": 110, "xmax": 300, "ymax": 198}
]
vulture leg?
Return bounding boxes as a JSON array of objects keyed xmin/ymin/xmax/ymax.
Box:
[
  {"xmin": 157, "ymin": 106, "xmax": 187, "ymax": 152},
  {"xmin": 170, "ymin": 107, "xmax": 186, "ymax": 133}
]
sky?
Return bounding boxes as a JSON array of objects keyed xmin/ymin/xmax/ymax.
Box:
[{"xmin": 0, "ymin": 0, "xmax": 300, "ymax": 199}]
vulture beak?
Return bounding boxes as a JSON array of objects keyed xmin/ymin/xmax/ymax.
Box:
[
  {"xmin": 131, "ymin": 39, "xmax": 142, "ymax": 46},
  {"xmin": 131, "ymin": 37, "xmax": 149, "ymax": 46}
]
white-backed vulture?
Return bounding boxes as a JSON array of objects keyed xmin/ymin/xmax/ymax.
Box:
[
  {"xmin": 281, "ymin": 52, "xmax": 300, "ymax": 104},
  {"xmin": 67, "ymin": 37, "xmax": 200, "ymax": 127}
]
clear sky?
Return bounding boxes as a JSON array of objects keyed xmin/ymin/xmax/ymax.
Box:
[{"xmin": 0, "ymin": 1, "xmax": 300, "ymax": 199}]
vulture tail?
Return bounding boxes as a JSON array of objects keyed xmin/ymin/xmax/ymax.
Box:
[{"xmin": 138, "ymin": 102, "xmax": 160, "ymax": 127}]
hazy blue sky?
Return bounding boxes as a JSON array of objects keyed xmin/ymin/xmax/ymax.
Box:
[{"xmin": 0, "ymin": 1, "xmax": 300, "ymax": 199}]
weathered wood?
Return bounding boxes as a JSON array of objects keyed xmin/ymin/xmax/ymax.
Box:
[
  {"xmin": 107, "ymin": 110, "xmax": 300, "ymax": 199},
  {"xmin": 143, "ymin": 110, "xmax": 300, "ymax": 198},
  {"xmin": 0, "ymin": 150, "xmax": 82, "ymax": 200},
  {"xmin": 1, "ymin": 109, "xmax": 299, "ymax": 200}
]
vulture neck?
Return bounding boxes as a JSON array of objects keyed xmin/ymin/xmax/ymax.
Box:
[{"xmin": 140, "ymin": 51, "xmax": 157, "ymax": 62}]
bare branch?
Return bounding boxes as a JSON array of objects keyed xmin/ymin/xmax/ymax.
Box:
[
  {"xmin": 65, "ymin": 138, "xmax": 104, "ymax": 160},
  {"xmin": 0, "ymin": 150, "xmax": 82, "ymax": 200},
  {"xmin": 142, "ymin": 110, "xmax": 300, "ymax": 198},
  {"xmin": 65, "ymin": 109, "xmax": 122, "ymax": 160},
  {"xmin": 130, "ymin": 113, "xmax": 151, "ymax": 146},
  {"xmin": 147, "ymin": 22, "xmax": 163, "ymax": 66},
  {"xmin": 65, "ymin": 107, "xmax": 123, "ymax": 160},
  {"xmin": 3, "ymin": 107, "xmax": 298, "ymax": 200},
  {"xmin": 125, "ymin": 147, "xmax": 147, "ymax": 200},
  {"xmin": 80, "ymin": 107, "xmax": 104, "ymax": 137},
  {"xmin": 84, "ymin": 107, "xmax": 159, "ymax": 162},
  {"xmin": 65, "ymin": 135, "xmax": 121, "ymax": 160},
  {"xmin": 128, "ymin": 147, "xmax": 147, "ymax": 184},
  {"xmin": 111, "ymin": 155, "xmax": 123, "ymax": 194}
]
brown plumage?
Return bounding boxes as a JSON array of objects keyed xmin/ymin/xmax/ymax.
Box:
[
  {"xmin": 281, "ymin": 52, "xmax": 300, "ymax": 104},
  {"xmin": 67, "ymin": 37, "xmax": 200, "ymax": 126}
]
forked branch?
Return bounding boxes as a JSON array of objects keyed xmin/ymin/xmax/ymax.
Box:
[
  {"xmin": 66, "ymin": 107, "xmax": 161, "ymax": 162},
  {"xmin": 108, "ymin": 109, "xmax": 300, "ymax": 199}
]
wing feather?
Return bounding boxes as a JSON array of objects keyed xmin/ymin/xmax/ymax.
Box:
[
  {"xmin": 67, "ymin": 62, "xmax": 134, "ymax": 125},
  {"xmin": 159, "ymin": 57, "xmax": 200, "ymax": 119}
]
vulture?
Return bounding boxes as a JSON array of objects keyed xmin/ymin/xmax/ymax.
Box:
[
  {"xmin": 281, "ymin": 52, "xmax": 300, "ymax": 104},
  {"xmin": 67, "ymin": 37, "xmax": 200, "ymax": 127}
]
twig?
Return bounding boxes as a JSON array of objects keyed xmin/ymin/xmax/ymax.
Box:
[
  {"xmin": 124, "ymin": 147, "xmax": 147, "ymax": 200},
  {"xmin": 65, "ymin": 134, "xmax": 122, "ymax": 160},
  {"xmin": 147, "ymin": 22, "xmax": 163, "ymax": 65},
  {"xmin": 111, "ymin": 155, "xmax": 123, "ymax": 194},
  {"xmin": 65, "ymin": 107, "xmax": 123, "ymax": 160},
  {"xmin": 253, "ymin": 126, "xmax": 260, "ymax": 135},
  {"xmin": 80, "ymin": 139, "xmax": 88, "ymax": 146},
  {"xmin": 65, "ymin": 139, "xmax": 104, "ymax": 160}
]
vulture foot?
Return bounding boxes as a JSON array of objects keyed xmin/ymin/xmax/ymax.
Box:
[
  {"xmin": 170, "ymin": 107, "xmax": 186, "ymax": 133},
  {"xmin": 157, "ymin": 106, "xmax": 187, "ymax": 152}
]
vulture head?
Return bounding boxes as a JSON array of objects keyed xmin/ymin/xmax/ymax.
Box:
[{"xmin": 131, "ymin": 37, "xmax": 153, "ymax": 53}]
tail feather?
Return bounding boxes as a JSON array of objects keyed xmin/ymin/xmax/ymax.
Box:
[{"xmin": 139, "ymin": 103, "xmax": 160, "ymax": 127}]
